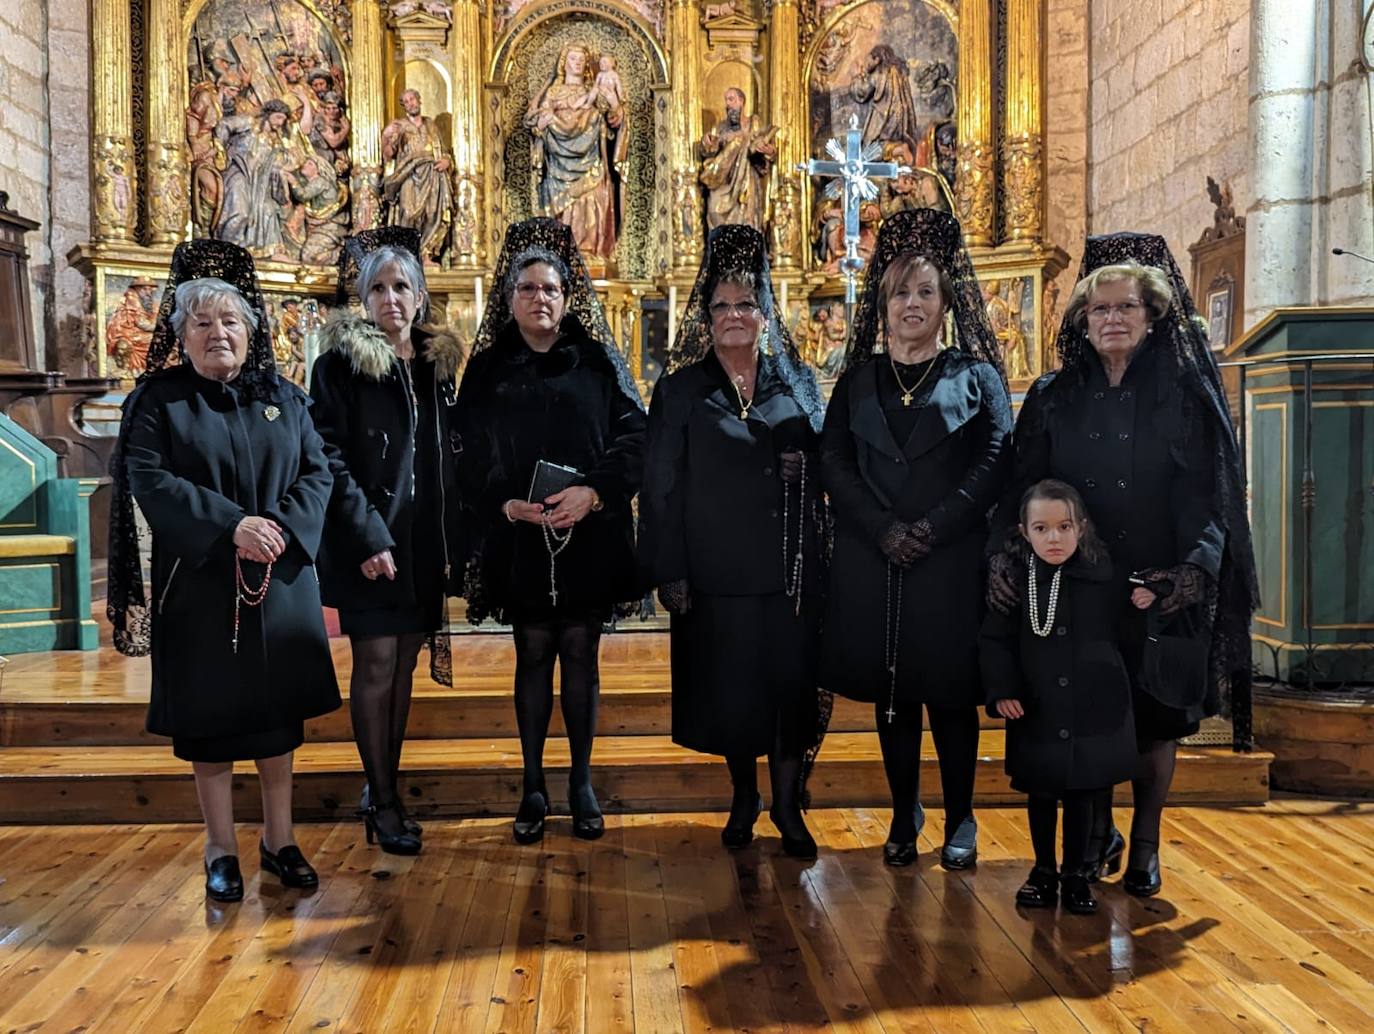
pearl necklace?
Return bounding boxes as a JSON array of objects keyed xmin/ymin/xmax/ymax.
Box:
[{"xmin": 1026, "ymin": 555, "xmax": 1062, "ymax": 638}]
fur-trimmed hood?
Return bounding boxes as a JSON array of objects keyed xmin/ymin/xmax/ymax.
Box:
[{"xmin": 319, "ymin": 314, "xmax": 466, "ymax": 383}]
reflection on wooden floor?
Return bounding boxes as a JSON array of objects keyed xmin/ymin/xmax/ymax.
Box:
[{"xmin": 1, "ymin": 800, "xmax": 1372, "ymax": 1032}]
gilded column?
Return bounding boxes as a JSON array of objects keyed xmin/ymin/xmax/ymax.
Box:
[
  {"xmin": 668, "ymin": 0, "xmax": 704, "ymax": 268},
  {"xmin": 955, "ymin": 0, "xmax": 995, "ymax": 247},
  {"xmin": 145, "ymin": 0, "xmax": 189, "ymax": 244},
  {"xmin": 768, "ymin": 0, "xmax": 804, "ymax": 268},
  {"xmin": 91, "ymin": 0, "xmax": 136, "ymax": 241},
  {"xmin": 1003, "ymin": 0, "xmax": 1044, "ymax": 244},
  {"xmin": 449, "ymin": 0, "xmax": 484, "ymax": 267},
  {"xmin": 351, "ymin": 0, "xmax": 387, "ymax": 231}
]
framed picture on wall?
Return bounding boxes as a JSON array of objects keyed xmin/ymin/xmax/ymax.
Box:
[{"xmin": 1207, "ymin": 281, "xmax": 1234, "ymax": 351}]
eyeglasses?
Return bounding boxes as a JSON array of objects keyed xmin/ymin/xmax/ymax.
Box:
[
  {"xmin": 1086, "ymin": 301, "xmax": 1143, "ymax": 321},
  {"xmin": 708, "ymin": 301, "xmax": 760, "ymax": 319},
  {"xmin": 515, "ymin": 283, "xmax": 563, "ymax": 300}
]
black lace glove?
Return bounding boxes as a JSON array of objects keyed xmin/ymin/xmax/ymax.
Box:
[
  {"xmin": 986, "ymin": 550, "xmax": 1020, "ymax": 616},
  {"xmin": 907, "ymin": 518, "xmax": 935, "ymax": 562},
  {"xmin": 658, "ymin": 579, "xmax": 692, "ymax": 615},
  {"xmin": 1139, "ymin": 563, "xmax": 1209, "ymax": 617},
  {"xmin": 879, "ymin": 521, "xmax": 922, "ymax": 567},
  {"xmin": 779, "ymin": 450, "xmax": 806, "ymax": 485}
]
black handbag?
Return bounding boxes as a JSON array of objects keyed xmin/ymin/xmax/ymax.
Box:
[
  {"xmin": 528, "ymin": 460, "xmax": 583, "ymax": 504},
  {"xmin": 1139, "ymin": 606, "xmax": 1209, "ymax": 710}
]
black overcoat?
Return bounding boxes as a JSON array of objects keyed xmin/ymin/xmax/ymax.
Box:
[
  {"xmin": 124, "ymin": 366, "xmax": 340, "ymax": 740},
  {"xmin": 994, "ymin": 341, "xmax": 1223, "ymax": 718},
  {"xmin": 979, "ymin": 552, "xmax": 1138, "ymax": 793},
  {"xmin": 456, "ymin": 318, "xmax": 645, "ymax": 620},
  {"xmin": 819, "ymin": 351, "xmax": 1012, "ymax": 707},
  {"xmin": 310, "ymin": 320, "xmax": 465, "ymax": 616}
]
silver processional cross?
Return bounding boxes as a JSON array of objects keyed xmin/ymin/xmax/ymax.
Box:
[{"xmin": 798, "ymin": 113, "xmax": 909, "ymax": 319}]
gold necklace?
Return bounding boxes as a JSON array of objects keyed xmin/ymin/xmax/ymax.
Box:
[
  {"xmin": 889, "ymin": 351, "xmax": 938, "ymax": 407},
  {"xmin": 730, "ymin": 374, "xmax": 753, "ymax": 420}
]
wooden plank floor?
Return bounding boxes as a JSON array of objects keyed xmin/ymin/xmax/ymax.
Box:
[{"xmin": 0, "ymin": 800, "xmax": 1371, "ymax": 1033}]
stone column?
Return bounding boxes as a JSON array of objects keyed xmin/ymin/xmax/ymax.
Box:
[
  {"xmin": 350, "ymin": 0, "xmax": 387, "ymax": 231},
  {"xmin": 449, "ymin": 0, "xmax": 484, "ymax": 267},
  {"xmin": 1002, "ymin": 0, "xmax": 1044, "ymax": 244},
  {"xmin": 668, "ymin": 0, "xmax": 704, "ymax": 269},
  {"xmin": 145, "ymin": 0, "xmax": 189, "ymax": 244},
  {"xmin": 768, "ymin": 0, "xmax": 804, "ymax": 268},
  {"xmin": 90, "ymin": 0, "xmax": 137, "ymax": 241},
  {"xmin": 955, "ymin": 0, "xmax": 995, "ymax": 247}
]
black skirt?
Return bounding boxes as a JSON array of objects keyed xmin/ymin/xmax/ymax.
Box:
[
  {"xmin": 338, "ymin": 604, "xmax": 434, "ymax": 637},
  {"xmin": 670, "ymin": 590, "xmax": 817, "ymax": 758},
  {"xmin": 172, "ymin": 721, "xmax": 305, "ymax": 763}
]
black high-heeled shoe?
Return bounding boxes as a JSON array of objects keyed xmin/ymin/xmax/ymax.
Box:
[
  {"xmin": 1060, "ymin": 871, "xmax": 1099, "ymax": 914},
  {"xmin": 769, "ymin": 806, "xmax": 818, "ymax": 859},
  {"xmin": 1088, "ymin": 827, "xmax": 1124, "ymax": 883},
  {"xmin": 260, "ymin": 841, "xmax": 319, "ymax": 889},
  {"xmin": 363, "ymin": 802, "xmax": 422, "ymax": 856},
  {"xmin": 513, "ymin": 788, "xmax": 549, "ymax": 845},
  {"xmin": 883, "ymin": 803, "xmax": 925, "ymax": 867},
  {"xmin": 569, "ymin": 782, "xmax": 605, "ymax": 840},
  {"xmin": 1123, "ymin": 843, "xmax": 1162, "ymax": 897},
  {"xmin": 940, "ymin": 816, "xmax": 978, "ymax": 870},
  {"xmin": 361, "ymin": 782, "xmax": 421, "ymax": 838},
  {"xmin": 204, "ymin": 855, "xmax": 244, "ymax": 902},
  {"xmin": 1015, "ymin": 865, "xmax": 1059, "ymax": 908},
  {"xmin": 721, "ymin": 793, "xmax": 763, "ymax": 849}
]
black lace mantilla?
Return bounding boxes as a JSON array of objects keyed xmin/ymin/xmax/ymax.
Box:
[
  {"xmin": 841, "ymin": 209, "xmax": 1004, "ymax": 379},
  {"xmin": 670, "ymin": 224, "xmax": 826, "ymax": 433},
  {"xmin": 334, "ymin": 226, "xmax": 433, "ymax": 322}
]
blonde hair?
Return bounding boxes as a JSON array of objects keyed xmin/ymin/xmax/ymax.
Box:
[{"xmin": 1063, "ymin": 261, "xmax": 1173, "ymax": 331}]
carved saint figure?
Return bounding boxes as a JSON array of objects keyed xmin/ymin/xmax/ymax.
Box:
[
  {"xmin": 214, "ymin": 99, "xmax": 298, "ymax": 261},
  {"xmin": 525, "ymin": 43, "xmax": 627, "ymax": 265},
  {"xmin": 186, "ymin": 79, "xmax": 227, "ymax": 236},
  {"xmin": 983, "ymin": 279, "xmax": 1032, "ymax": 380},
  {"xmin": 382, "ymin": 89, "xmax": 455, "ymax": 264},
  {"xmin": 849, "ymin": 45, "xmax": 921, "ymax": 160},
  {"xmin": 106, "ymin": 277, "xmax": 159, "ymax": 374},
  {"xmin": 698, "ymin": 87, "xmax": 777, "ymax": 231}
]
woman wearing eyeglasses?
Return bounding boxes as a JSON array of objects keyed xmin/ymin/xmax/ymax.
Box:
[
  {"xmin": 639, "ymin": 225, "xmax": 831, "ymax": 858},
  {"xmin": 455, "ymin": 218, "xmax": 645, "ymax": 845},
  {"xmin": 987, "ymin": 236, "xmax": 1256, "ymax": 897}
]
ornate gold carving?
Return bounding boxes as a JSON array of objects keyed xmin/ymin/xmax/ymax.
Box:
[
  {"xmin": 147, "ymin": 143, "xmax": 190, "ymax": 243},
  {"xmin": 955, "ymin": 141, "xmax": 995, "ymax": 245},
  {"xmin": 351, "ymin": 166, "xmax": 384, "ymax": 232},
  {"xmin": 770, "ymin": 175, "xmax": 802, "ymax": 268},
  {"xmin": 451, "ymin": 173, "xmax": 483, "ymax": 266},
  {"xmin": 1003, "ymin": 0, "xmax": 1043, "ymax": 245},
  {"xmin": 1002, "ymin": 134, "xmax": 1042, "ymax": 242},
  {"xmin": 956, "ymin": 0, "xmax": 994, "ymax": 247},
  {"xmin": 93, "ymin": 135, "xmax": 137, "ymax": 241},
  {"xmin": 91, "ymin": 0, "xmax": 135, "ymax": 242},
  {"xmin": 1042, "ymin": 274, "xmax": 1061, "ymax": 364},
  {"xmin": 673, "ymin": 168, "xmax": 703, "ymax": 265}
]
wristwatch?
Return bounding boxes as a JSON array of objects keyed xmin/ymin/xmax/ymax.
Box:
[{"xmin": 590, "ymin": 489, "xmax": 604, "ymax": 513}]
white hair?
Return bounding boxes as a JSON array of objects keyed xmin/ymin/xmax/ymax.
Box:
[
  {"xmin": 356, "ymin": 245, "xmax": 428, "ymax": 322},
  {"xmin": 169, "ymin": 278, "xmax": 258, "ymax": 340}
]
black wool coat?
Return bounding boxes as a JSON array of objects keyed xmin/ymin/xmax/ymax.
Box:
[
  {"xmin": 819, "ymin": 351, "xmax": 1012, "ymax": 707},
  {"xmin": 456, "ymin": 318, "xmax": 645, "ymax": 620},
  {"xmin": 979, "ymin": 551, "xmax": 1138, "ymax": 794},
  {"xmin": 124, "ymin": 366, "xmax": 340, "ymax": 740},
  {"xmin": 309, "ymin": 318, "xmax": 465, "ymax": 617}
]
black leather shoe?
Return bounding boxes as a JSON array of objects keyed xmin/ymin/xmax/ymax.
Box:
[
  {"xmin": 259, "ymin": 841, "xmax": 319, "ymax": 889},
  {"xmin": 513, "ymin": 789, "xmax": 549, "ymax": 845},
  {"xmin": 1089, "ymin": 827, "xmax": 1125, "ymax": 884},
  {"xmin": 362, "ymin": 782, "xmax": 421, "ymax": 838},
  {"xmin": 1123, "ymin": 851, "xmax": 1162, "ymax": 897},
  {"xmin": 940, "ymin": 816, "xmax": 978, "ymax": 870},
  {"xmin": 721, "ymin": 793, "xmax": 763, "ymax": 849},
  {"xmin": 569, "ymin": 783, "xmax": 605, "ymax": 841},
  {"xmin": 1060, "ymin": 872, "xmax": 1099, "ymax": 914},
  {"xmin": 770, "ymin": 807, "xmax": 818, "ymax": 859},
  {"xmin": 205, "ymin": 855, "xmax": 244, "ymax": 902},
  {"xmin": 883, "ymin": 841, "xmax": 917, "ymax": 867},
  {"xmin": 364, "ymin": 803, "xmax": 423, "ymax": 856},
  {"xmin": 1015, "ymin": 866, "xmax": 1059, "ymax": 908}
]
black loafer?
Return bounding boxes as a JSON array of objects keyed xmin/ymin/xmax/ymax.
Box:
[
  {"xmin": 883, "ymin": 841, "xmax": 917, "ymax": 867},
  {"xmin": 1123, "ymin": 852, "xmax": 1162, "ymax": 897},
  {"xmin": 1060, "ymin": 873, "xmax": 1099, "ymax": 914},
  {"xmin": 205, "ymin": 855, "xmax": 244, "ymax": 903},
  {"xmin": 721, "ymin": 793, "xmax": 764, "ymax": 849},
  {"xmin": 1015, "ymin": 866, "xmax": 1059, "ymax": 908},
  {"xmin": 259, "ymin": 841, "xmax": 319, "ymax": 889},
  {"xmin": 513, "ymin": 790, "xmax": 549, "ymax": 845},
  {"xmin": 940, "ymin": 817, "xmax": 978, "ymax": 870}
]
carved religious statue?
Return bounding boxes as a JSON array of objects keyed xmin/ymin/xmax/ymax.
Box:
[
  {"xmin": 214, "ymin": 100, "xmax": 301, "ymax": 262},
  {"xmin": 849, "ymin": 45, "xmax": 922, "ymax": 160},
  {"xmin": 383, "ymin": 89, "xmax": 455, "ymax": 265},
  {"xmin": 698, "ymin": 88, "xmax": 777, "ymax": 232},
  {"xmin": 525, "ymin": 43, "xmax": 628, "ymax": 267},
  {"xmin": 106, "ymin": 277, "xmax": 159, "ymax": 375},
  {"xmin": 983, "ymin": 279, "xmax": 1032, "ymax": 380}
]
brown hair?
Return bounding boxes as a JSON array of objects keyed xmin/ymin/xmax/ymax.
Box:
[
  {"xmin": 878, "ymin": 253, "xmax": 956, "ymax": 315},
  {"xmin": 1014, "ymin": 478, "xmax": 1105, "ymax": 564},
  {"xmin": 1063, "ymin": 261, "xmax": 1173, "ymax": 332}
]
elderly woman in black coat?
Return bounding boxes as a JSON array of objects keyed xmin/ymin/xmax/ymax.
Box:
[
  {"xmin": 819, "ymin": 210, "xmax": 1012, "ymax": 869},
  {"xmin": 989, "ymin": 233, "xmax": 1258, "ymax": 896},
  {"xmin": 109, "ymin": 240, "xmax": 339, "ymax": 903},
  {"xmin": 311, "ymin": 228, "xmax": 465, "ymax": 856},
  {"xmin": 639, "ymin": 225, "xmax": 831, "ymax": 857},
  {"xmin": 457, "ymin": 218, "xmax": 645, "ymax": 845}
]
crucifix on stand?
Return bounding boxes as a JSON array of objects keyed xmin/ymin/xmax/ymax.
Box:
[{"xmin": 798, "ymin": 113, "xmax": 909, "ymax": 326}]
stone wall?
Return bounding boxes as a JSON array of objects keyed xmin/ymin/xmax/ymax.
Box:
[
  {"xmin": 0, "ymin": 1, "xmax": 90, "ymax": 373},
  {"xmin": 1086, "ymin": 0, "xmax": 1250, "ymax": 275}
]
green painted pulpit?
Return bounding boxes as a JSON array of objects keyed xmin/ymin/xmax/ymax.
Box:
[
  {"xmin": 0, "ymin": 412, "xmax": 99, "ymax": 652},
  {"xmin": 1226, "ymin": 307, "xmax": 1374, "ymax": 685}
]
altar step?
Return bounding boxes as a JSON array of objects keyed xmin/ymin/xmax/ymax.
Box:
[{"xmin": 0, "ymin": 732, "xmax": 1271, "ymax": 824}]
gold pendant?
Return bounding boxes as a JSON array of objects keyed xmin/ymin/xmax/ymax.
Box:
[
  {"xmin": 739, "ymin": 409, "xmax": 748, "ymax": 420},
  {"xmin": 264, "ymin": 405, "xmax": 281, "ymax": 421},
  {"xmin": 901, "ymin": 393, "xmax": 913, "ymax": 407}
]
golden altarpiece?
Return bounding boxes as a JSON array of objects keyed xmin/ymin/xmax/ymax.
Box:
[{"xmin": 72, "ymin": 0, "xmax": 1064, "ymax": 392}]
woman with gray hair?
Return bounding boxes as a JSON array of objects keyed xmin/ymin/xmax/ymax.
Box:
[
  {"xmin": 456, "ymin": 218, "xmax": 645, "ymax": 844},
  {"xmin": 310, "ymin": 228, "xmax": 465, "ymax": 856},
  {"xmin": 108, "ymin": 240, "xmax": 339, "ymax": 902}
]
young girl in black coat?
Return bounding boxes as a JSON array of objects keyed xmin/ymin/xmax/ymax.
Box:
[{"xmin": 980, "ymin": 479, "xmax": 1138, "ymax": 914}]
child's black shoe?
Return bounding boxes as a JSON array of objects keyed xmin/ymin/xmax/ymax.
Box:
[
  {"xmin": 1015, "ymin": 865, "xmax": 1059, "ymax": 908},
  {"xmin": 1060, "ymin": 871, "xmax": 1099, "ymax": 914}
]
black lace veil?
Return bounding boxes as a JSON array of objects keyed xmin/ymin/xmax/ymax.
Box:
[
  {"xmin": 841, "ymin": 209, "xmax": 1003, "ymax": 378},
  {"xmin": 1052, "ymin": 232, "xmax": 1260, "ymax": 749},
  {"xmin": 106, "ymin": 239, "xmax": 276, "ymax": 656},
  {"xmin": 334, "ymin": 226, "xmax": 433, "ymax": 321},
  {"xmin": 669, "ymin": 224, "xmax": 826, "ymax": 433},
  {"xmin": 473, "ymin": 216, "xmax": 643, "ymax": 411}
]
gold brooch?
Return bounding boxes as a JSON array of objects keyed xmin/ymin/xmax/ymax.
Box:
[{"xmin": 264, "ymin": 405, "xmax": 281, "ymax": 422}]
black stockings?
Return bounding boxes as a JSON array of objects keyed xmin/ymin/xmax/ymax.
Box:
[
  {"xmin": 1129, "ymin": 738, "xmax": 1177, "ymax": 867},
  {"xmin": 725, "ymin": 721, "xmax": 807, "ymax": 840},
  {"xmin": 350, "ymin": 632, "xmax": 426, "ymax": 836},
  {"xmin": 875, "ymin": 702, "xmax": 979, "ymax": 843},
  {"xmin": 1027, "ymin": 791, "xmax": 1099, "ymax": 873},
  {"xmin": 512, "ymin": 618, "xmax": 602, "ymax": 803}
]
